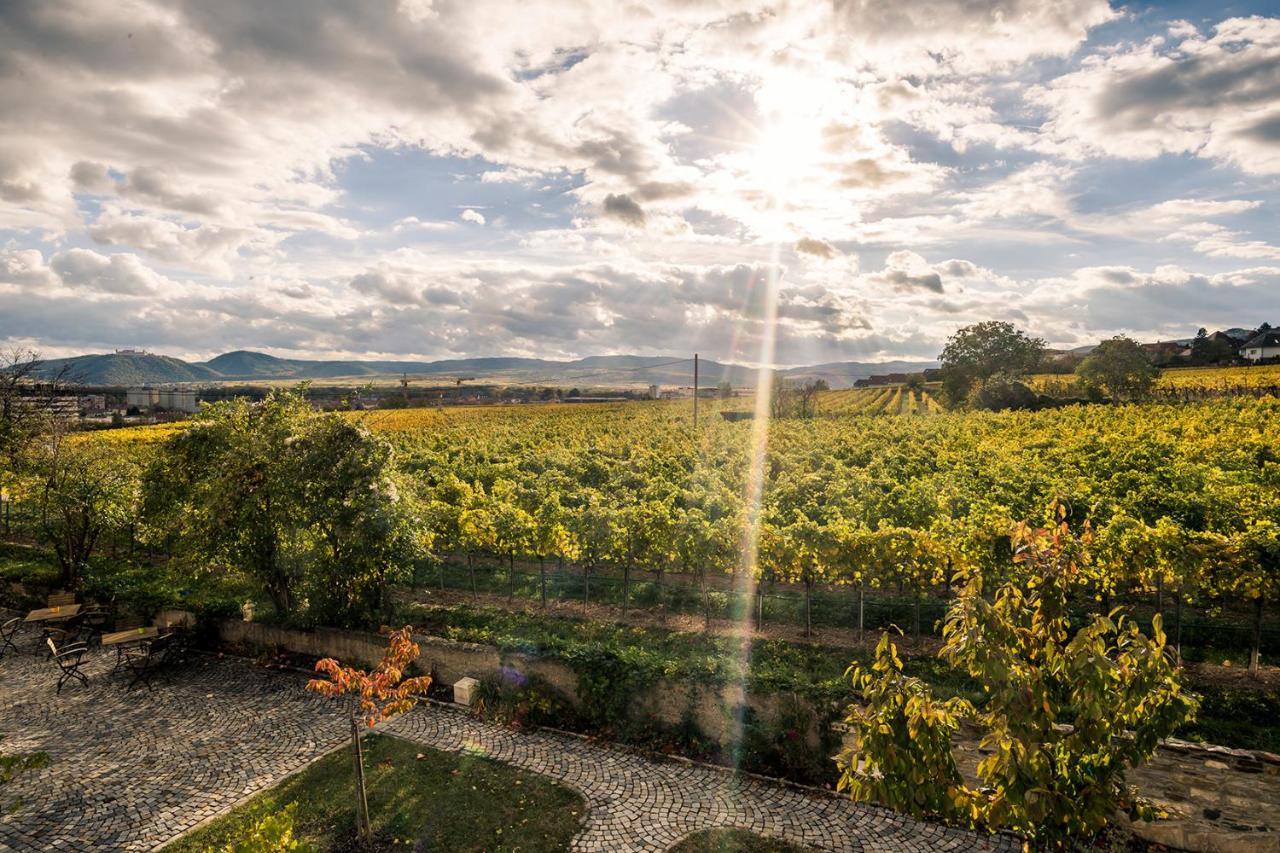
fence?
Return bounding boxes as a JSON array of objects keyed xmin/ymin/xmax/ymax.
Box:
[{"xmin": 413, "ymin": 555, "xmax": 1280, "ymax": 661}]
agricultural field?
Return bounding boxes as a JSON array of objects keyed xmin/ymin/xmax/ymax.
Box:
[{"xmin": 28, "ymin": 366, "xmax": 1280, "ymax": 665}]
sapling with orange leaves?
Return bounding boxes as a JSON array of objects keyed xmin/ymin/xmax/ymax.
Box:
[{"xmin": 306, "ymin": 626, "xmax": 432, "ymax": 846}]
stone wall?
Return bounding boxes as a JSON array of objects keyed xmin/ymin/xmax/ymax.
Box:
[{"xmin": 217, "ymin": 619, "xmax": 1279, "ymax": 852}]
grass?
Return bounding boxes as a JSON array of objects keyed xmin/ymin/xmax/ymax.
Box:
[
  {"xmin": 164, "ymin": 734, "xmax": 584, "ymax": 852},
  {"xmin": 670, "ymin": 828, "xmax": 813, "ymax": 852}
]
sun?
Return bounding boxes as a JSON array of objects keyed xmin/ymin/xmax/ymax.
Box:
[
  {"xmin": 748, "ymin": 118, "xmax": 823, "ymax": 200},
  {"xmin": 742, "ymin": 72, "xmax": 839, "ymax": 209}
]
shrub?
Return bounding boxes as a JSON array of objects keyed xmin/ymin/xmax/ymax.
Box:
[{"xmin": 838, "ymin": 507, "xmax": 1199, "ymax": 847}]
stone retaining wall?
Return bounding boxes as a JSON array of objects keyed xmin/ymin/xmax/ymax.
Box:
[{"xmin": 217, "ymin": 619, "xmax": 1279, "ymax": 852}]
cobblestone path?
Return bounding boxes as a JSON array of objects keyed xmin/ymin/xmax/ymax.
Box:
[
  {"xmin": 387, "ymin": 705, "xmax": 1016, "ymax": 852},
  {"xmin": 0, "ymin": 637, "xmax": 1015, "ymax": 852},
  {"xmin": 0, "ymin": 642, "xmax": 349, "ymax": 851}
]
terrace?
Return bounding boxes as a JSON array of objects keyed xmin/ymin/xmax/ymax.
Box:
[{"xmin": 0, "ymin": 623, "xmax": 1016, "ymax": 852}]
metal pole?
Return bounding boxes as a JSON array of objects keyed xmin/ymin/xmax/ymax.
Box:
[{"xmin": 693, "ymin": 353, "xmax": 699, "ymax": 428}]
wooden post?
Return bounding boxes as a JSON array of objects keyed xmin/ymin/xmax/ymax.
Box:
[
  {"xmin": 693, "ymin": 353, "xmax": 699, "ymax": 429},
  {"xmin": 350, "ymin": 709, "xmax": 371, "ymax": 843},
  {"xmin": 1250, "ymin": 595, "xmax": 1264, "ymax": 676},
  {"xmin": 857, "ymin": 583, "xmax": 865, "ymax": 645}
]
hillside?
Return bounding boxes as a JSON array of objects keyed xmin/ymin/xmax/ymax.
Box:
[
  {"xmin": 28, "ymin": 350, "xmax": 936, "ymax": 389},
  {"xmin": 35, "ymin": 353, "xmax": 221, "ymax": 386}
]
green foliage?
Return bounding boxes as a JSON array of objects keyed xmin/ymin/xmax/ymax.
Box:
[
  {"xmin": 840, "ymin": 509, "xmax": 1200, "ymax": 846},
  {"xmin": 472, "ymin": 672, "xmax": 572, "ymax": 729},
  {"xmin": 938, "ymin": 321, "xmax": 1045, "ymax": 404},
  {"xmin": 143, "ymin": 389, "xmax": 421, "ymax": 625},
  {"xmin": 1077, "ymin": 336, "xmax": 1159, "ymax": 401},
  {"xmin": 1, "ymin": 737, "xmax": 49, "ymax": 814},
  {"xmin": 219, "ymin": 805, "xmax": 314, "ymax": 853},
  {"xmin": 966, "ymin": 374, "xmax": 1038, "ymax": 411},
  {"xmin": 33, "ymin": 435, "xmax": 139, "ymax": 589},
  {"xmin": 836, "ymin": 634, "xmax": 973, "ymax": 823}
]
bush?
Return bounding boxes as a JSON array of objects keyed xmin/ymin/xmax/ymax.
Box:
[
  {"xmin": 967, "ymin": 374, "xmax": 1038, "ymax": 411},
  {"xmin": 838, "ymin": 508, "xmax": 1199, "ymax": 847}
]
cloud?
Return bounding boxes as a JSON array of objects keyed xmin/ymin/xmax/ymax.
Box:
[
  {"xmin": 795, "ymin": 238, "xmax": 838, "ymax": 258},
  {"xmin": 46, "ymin": 249, "xmax": 170, "ymax": 295},
  {"xmin": 1033, "ymin": 17, "xmax": 1280, "ymax": 173},
  {"xmin": 459, "ymin": 209, "xmax": 487, "ymax": 225},
  {"xmin": 832, "ymin": 0, "xmax": 1116, "ymax": 73},
  {"xmin": 602, "ymin": 193, "xmax": 645, "ymax": 227}
]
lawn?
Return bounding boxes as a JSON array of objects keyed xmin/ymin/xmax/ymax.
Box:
[
  {"xmin": 670, "ymin": 828, "xmax": 813, "ymax": 852},
  {"xmin": 164, "ymin": 734, "xmax": 584, "ymax": 852}
]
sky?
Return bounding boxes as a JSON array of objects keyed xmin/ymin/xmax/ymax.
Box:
[{"xmin": 1, "ymin": 0, "xmax": 1280, "ymax": 366}]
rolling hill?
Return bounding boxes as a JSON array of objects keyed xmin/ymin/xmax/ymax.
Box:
[{"xmin": 28, "ymin": 350, "xmax": 938, "ymax": 389}]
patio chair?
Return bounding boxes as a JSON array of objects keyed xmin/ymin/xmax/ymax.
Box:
[
  {"xmin": 46, "ymin": 637, "xmax": 89, "ymax": 694},
  {"xmin": 42, "ymin": 616, "xmax": 86, "ymax": 656},
  {"xmin": 123, "ymin": 634, "xmax": 172, "ymax": 692},
  {"xmin": 46, "ymin": 592, "xmax": 76, "ymax": 607},
  {"xmin": 78, "ymin": 604, "xmax": 109, "ymax": 647},
  {"xmin": 1, "ymin": 617, "xmax": 23, "ymax": 656},
  {"xmin": 109, "ymin": 615, "xmax": 147, "ymax": 673}
]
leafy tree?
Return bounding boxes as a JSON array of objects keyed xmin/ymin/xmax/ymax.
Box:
[
  {"xmin": 36, "ymin": 434, "xmax": 138, "ymax": 590},
  {"xmin": 938, "ymin": 321, "xmax": 1045, "ymax": 406},
  {"xmin": 1190, "ymin": 328, "xmax": 1237, "ymax": 366},
  {"xmin": 839, "ymin": 507, "xmax": 1198, "ymax": 847},
  {"xmin": 0, "ymin": 348, "xmax": 68, "ymax": 472},
  {"xmin": 143, "ymin": 389, "xmax": 415, "ymax": 621},
  {"xmin": 1076, "ymin": 336, "xmax": 1158, "ymax": 401},
  {"xmin": 836, "ymin": 634, "xmax": 973, "ymax": 823},
  {"xmin": 306, "ymin": 627, "xmax": 432, "ymax": 846},
  {"xmin": 716, "ymin": 381, "xmax": 733, "ymax": 399}
]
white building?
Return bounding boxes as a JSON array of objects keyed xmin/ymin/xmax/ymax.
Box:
[
  {"xmin": 126, "ymin": 388, "xmax": 199, "ymax": 413},
  {"xmin": 1241, "ymin": 331, "xmax": 1280, "ymax": 362}
]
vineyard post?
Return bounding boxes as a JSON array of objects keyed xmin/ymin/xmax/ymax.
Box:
[
  {"xmin": 1173, "ymin": 589, "xmax": 1182, "ymax": 665},
  {"xmin": 693, "ymin": 352, "xmax": 698, "ymax": 429},
  {"xmin": 857, "ymin": 582, "xmax": 864, "ymax": 644},
  {"xmin": 1251, "ymin": 595, "xmax": 1264, "ymax": 675}
]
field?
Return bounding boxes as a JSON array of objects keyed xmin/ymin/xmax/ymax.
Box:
[{"xmin": 31, "ymin": 364, "xmax": 1280, "ymax": 666}]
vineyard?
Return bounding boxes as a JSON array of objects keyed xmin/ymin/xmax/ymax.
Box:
[{"xmin": 11, "ymin": 370, "xmax": 1280, "ymax": 667}]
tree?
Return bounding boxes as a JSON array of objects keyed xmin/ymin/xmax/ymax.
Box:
[
  {"xmin": 938, "ymin": 321, "xmax": 1045, "ymax": 405},
  {"xmin": 143, "ymin": 389, "xmax": 415, "ymax": 621},
  {"xmin": 1190, "ymin": 328, "xmax": 1236, "ymax": 366},
  {"xmin": 1076, "ymin": 336, "xmax": 1158, "ymax": 401},
  {"xmin": 836, "ymin": 634, "xmax": 973, "ymax": 822},
  {"xmin": 838, "ymin": 507, "xmax": 1198, "ymax": 847},
  {"xmin": 306, "ymin": 627, "xmax": 432, "ymax": 846},
  {"xmin": 291, "ymin": 413, "xmax": 423, "ymax": 627},
  {"xmin": 0, "ymin": 348, "xmax": 66, "ymax": 472},
  {"xmin": 36, "ymin": 435, "xmax": 138, "ymax": 590},
  {"xmin": 716, "ymin": 381, "xmax": 733, "ymax": 399}
]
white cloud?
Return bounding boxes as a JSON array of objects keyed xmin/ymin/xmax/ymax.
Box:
[
  {"xmin": 1032, "ymin": 17, "xmax": 1280, "ymax": 173},
  {"xmin": 459, "ymin": 209, "xmax": 486, "ymax": 225}
]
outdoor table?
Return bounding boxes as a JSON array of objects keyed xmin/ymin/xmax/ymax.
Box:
[
  {"xmin": 102, "ymin": 627, "xmax": 159, "ymax": 646},
  {"xmin": 24, "ymin": 604, "xmax": 82, "ymax": 623}
]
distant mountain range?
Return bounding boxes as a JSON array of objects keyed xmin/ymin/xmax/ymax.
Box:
[{"xmin": 29, "ymin": 350, "xmax": 939, "ymax": 390}]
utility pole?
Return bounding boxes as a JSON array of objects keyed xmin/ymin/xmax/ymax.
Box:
[{"xmin": 693, "ymin": 352, "xmax": 699, "ymax": 428}]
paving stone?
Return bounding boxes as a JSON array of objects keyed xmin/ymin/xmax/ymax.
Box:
[{"xmin": 0, "ymin": 635, "xmax": 1016, "ymax": 852}]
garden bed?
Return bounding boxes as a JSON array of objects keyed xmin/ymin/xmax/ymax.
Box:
[{"xmin": 163, "ymin": 734, "xmax": 584, "ymax": 852}]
